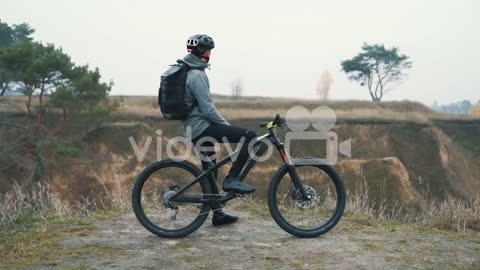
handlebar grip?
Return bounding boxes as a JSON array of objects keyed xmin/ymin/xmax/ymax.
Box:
[
  {"xmin": 275, "ymin": 115, "xmax": 285, "ymax": 125},
  {"xmin": 260, "ymin": 115, "xmax": 284, "ymax": 128}
]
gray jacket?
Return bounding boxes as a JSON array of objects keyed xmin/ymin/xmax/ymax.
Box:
[{"xmin": 182, "ymin": 53, "xmax": 229, "ymax": 140}]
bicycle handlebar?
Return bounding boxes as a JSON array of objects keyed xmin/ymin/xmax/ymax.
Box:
[{"xmin": 260, "ymin": 114, "xmax": 285, "ymax": 129}]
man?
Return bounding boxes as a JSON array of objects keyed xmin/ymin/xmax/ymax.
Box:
[{"xmin": 182, "ymin": 34, "xmax": 257, "ymax": 226}]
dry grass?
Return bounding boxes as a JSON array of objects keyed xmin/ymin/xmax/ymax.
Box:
[
  {"xmin": 0, "ymin": 181, "xmax": 130, "ymax": 227},
  {"xmin": 0, "ymin": 182, "xmax": 71, "ymax": 226},
  {"xmin": 240, "ymin": 182, "xmax": 480, "ymax": 232},
  {"xmin": 0, "ymin": 178, "xmax": 479, "ymax": 232},
  {"xmin": 112, "ymin": 96, "xmax": 480, "ymax": 122},
  {"xmin": 344, "ymin": 183, "xmax": 480, "ymax": 231},
  {"xmin": 4, "ymin": 95, "xmax": 479, "ymax": 122},
  {"xmin": 416, "ymin": 194, "xmax": 480, "ymax": 231},
  {"xmin": 0, "ymin": 182, "xmax": 129, "ymax": 268}
]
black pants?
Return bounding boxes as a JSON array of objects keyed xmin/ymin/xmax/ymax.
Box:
[{"xmin": 192, "ymin": 124, "xmax": 257, "ymax": 195}]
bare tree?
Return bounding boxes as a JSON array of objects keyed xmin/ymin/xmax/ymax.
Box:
[
  {"xmin": 471, "ymin": 105, "xmax": 480, "ymax": 116},
  {"xmin": 316, "ymin": 70, "xmax": 334, "ymax": 101},
  {"xmin": 230, "ymin": 78, "xmax": 244, "ymax": 100}
]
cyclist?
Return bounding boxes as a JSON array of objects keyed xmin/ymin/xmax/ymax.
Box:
[{"xmin": 182, "ymin": 34, "xmax": 257, "ymax": 226}]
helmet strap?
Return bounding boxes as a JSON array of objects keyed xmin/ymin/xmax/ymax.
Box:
[{"xmin": 201, "ymin": 56, "xmax": 210, "ymax": 63}]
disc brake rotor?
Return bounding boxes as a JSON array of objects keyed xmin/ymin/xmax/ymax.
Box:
[{"xmin": 293, "ymin": 185, "xmax": 320, "ymax": 209}]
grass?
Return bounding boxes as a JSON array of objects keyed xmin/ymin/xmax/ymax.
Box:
[
  {"xmin": 237, "ymin": 197, "xmax": 271, "ymax": 218},
  {"xmin": 0, "ymin": 173, "xmax": 478, "ymax": 268},
  {"xmin": 0, "ymin": 182, "xmax": 478, "ymax": 269},
  {"xmin": 174, "ymin": 254, "xmax": 198, "ymax": 263},
  {"xmin": 0, "ymin": 181, "xmax": 131, "ymax": 227},
  {"xmin": 0, "ymin": 213, "xmax": 125, "ymax": 269},
  {"xmin": 2, "ymin": 178, "xmax": 479, "ymax": 234},
  {"xmin": 342, "ymin": 182, "xmax": 480, "ymax": 232},
  {"xmin": 0, "ymin": 182, "xmax": 132, "ymax": 268},
  {"xmin": 396, "ymin": 236, "xmax": 409, "ymax": 244},
  {"xmin": 237, "ymin": 183, "xmax": 480, "ymax": 235},
  {"xmin": 291, "ymin": 261, "xmax": 304, "ymax": 270},
  {"xmin": 169, "ymin": 242, "xmax": 193, "ymax": 249},
  {"xmin": 5, "ymin": 95, "xmax": 479, "ymax": 122},
  {"xmin": 121, "ymin": 95, "xmax": 479, "ymax": 121},
  {"xmin": 88, "ymin": 208, "xmax": 128, "ymax": 220},
  {"xmin": 56, "ymin": 264, "xmax": 91, "ymax": 270},
  {"xmin": 363, "ymin": 240, "xmax": 385, "ymax": 251}
]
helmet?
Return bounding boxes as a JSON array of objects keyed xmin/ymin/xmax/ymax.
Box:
[{"xmin": 187, "ymin": 34, "xmax": 215, "ymax": 56}]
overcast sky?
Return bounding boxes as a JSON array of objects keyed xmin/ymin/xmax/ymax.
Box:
[{"xmin": 1, "ymin": 0, "xmax": 479, "ymax": 104}]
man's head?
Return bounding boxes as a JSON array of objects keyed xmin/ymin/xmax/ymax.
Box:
[{"xmin": 187, "ymin": 34, "xmax": 215, "ymax": 63}]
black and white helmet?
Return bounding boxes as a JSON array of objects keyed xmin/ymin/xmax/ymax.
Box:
[{"xmin": 187, "ymin": 34, "xmax": 215, "ymax": 56}]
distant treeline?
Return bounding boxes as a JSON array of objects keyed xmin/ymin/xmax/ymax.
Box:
[{"xmin": 431, "ymin": 100, "xmax": 479, "ymax": 115}]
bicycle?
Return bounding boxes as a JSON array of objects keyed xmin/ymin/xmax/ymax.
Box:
[{"xmin": 132, "ymin": 114, "xmax": 346, "ymax": 238}]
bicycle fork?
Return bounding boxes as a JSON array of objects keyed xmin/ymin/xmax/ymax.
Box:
[{"xmin": 279, "ymin": 146, "xmax": 311, "ymax": 201}]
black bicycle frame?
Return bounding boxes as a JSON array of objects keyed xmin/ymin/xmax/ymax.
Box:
[{"xmin": 170, "ymin": 127, "xmax": 310, "ymax": 204}]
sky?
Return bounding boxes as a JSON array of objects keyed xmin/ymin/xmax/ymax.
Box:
[{"xmin": 1, "ymin": 0, "xmax": 479, "ymax": 104}]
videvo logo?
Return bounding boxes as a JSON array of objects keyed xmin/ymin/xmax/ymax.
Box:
[
  {"xmin": 128, "ymin": 105, "xmax": 352, "ymax": 165},
  {"xmin": 285, "ymin": 106, "xmax": 351, "ymax": 165}
]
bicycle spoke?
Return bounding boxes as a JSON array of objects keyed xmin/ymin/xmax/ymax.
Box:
[
  {"xmin": 139, "ymin": 164, "xmax": 206, "ymax": 231},
  {"xmin": 274, "ymin": 165, "xmax": 339, "ymax": 230}
]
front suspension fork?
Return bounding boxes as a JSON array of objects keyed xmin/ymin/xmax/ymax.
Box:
[
  {"xmin": 279, "ymin": 146, "xmax": 310, "ymax": 201},
  {"xmin": 278, "ymin": 144, "xmax": 311, "ymax": 201},
  {"xmin": 286, "ymin": 164, "xmax": 311, "ymax": 201}
]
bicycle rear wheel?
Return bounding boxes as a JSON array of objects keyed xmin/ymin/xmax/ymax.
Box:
[
  {"xmin": 268, "ymin": 163, "xmax": 346, "ymax": 238},
  {"xmin": 131, "ymin": 159, "xmax": 211, "ymax": 238}
]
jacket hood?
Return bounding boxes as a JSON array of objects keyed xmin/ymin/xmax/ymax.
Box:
[{"xmin": 182, "ymin": 53, "xmax": 209, "ymax": 70}]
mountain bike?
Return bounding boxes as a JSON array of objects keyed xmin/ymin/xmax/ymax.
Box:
[{"xmin": 132, "ymin": 114, "xmax": 346, "ymax": 238}]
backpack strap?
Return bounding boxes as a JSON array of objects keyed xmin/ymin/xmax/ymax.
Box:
[
  {"xmin": 176, "ymin": 59, "xmax": 200, "ymax": 107},
  {"xmin": 176, "ymin": 59, "xmax": 203, "ymax": 71}
]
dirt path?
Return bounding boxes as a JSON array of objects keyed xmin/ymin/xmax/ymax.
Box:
[{"xmin": 32, "ymin": 202, "xmax": 480, "ymax": 270}]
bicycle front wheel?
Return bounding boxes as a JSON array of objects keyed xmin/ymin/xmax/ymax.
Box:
[
  {"xmin": 268, "ymin": 163, "xmax": 346, "ymax": 238},
  {"xmin": 131, "ymin": 159, "xmax": 211, "ymax": 238}
]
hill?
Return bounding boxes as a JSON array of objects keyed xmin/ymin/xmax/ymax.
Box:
[
  {"xmin": 1, "ymin": 95, "xmax": 479, "ymax": 269},
  {"xmin": 1, "ymin": 96, "xmax": 480, "ymax": 207}
]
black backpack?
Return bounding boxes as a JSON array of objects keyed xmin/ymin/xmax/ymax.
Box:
[{"xmin": 158, "ymin": 59, "xmax": 198, "ymax": 120}]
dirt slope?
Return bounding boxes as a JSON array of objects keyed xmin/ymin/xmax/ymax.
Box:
[{"xmin": 2, "ymin": 99, "xmax": 480, "ymax": 208}]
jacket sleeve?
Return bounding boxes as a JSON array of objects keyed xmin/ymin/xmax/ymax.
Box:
[{"xmin": 187, "ymin": 71, "xmax": 229, "ymax": 125}]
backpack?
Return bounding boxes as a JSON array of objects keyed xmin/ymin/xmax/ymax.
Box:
[{"xmin": 158, "ymin": 59, "xmax": 198, "ymax": 120}]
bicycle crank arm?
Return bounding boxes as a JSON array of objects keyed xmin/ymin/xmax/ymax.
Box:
[
  {"xmin": 286, "ymin": 164, "xmax": 311, "ymax": 201},
  {"xmin": 217, "ymin": 192, "xmax": 237, "ymax": 204}
]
